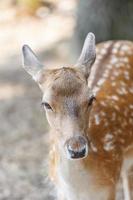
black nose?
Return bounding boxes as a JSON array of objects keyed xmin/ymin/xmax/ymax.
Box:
[
  {"xmin": 65, "ymin": 136, "xmax": 88, "ymax": 160},
  {"xmin": 67, "ymin": 146, "xmax": 86, "ymax": 159}
]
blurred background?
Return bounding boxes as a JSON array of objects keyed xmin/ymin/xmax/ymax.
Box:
[{"xmin": 0, "ymin": 0, "xmax": 133, "ymax": 199}]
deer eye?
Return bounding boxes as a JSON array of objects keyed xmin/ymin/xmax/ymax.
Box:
[
  {"xmin": 88, "ymin": 95, "xmax": 96, "ymax": 106},
  {"xmin": 41, "ymin": 102, "xmax": 52, "ymax": 110}
]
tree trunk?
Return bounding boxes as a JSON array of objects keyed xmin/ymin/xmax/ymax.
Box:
[{"xmin": 73, "ymin": 0, "xmax": 133, "ymax": 55}]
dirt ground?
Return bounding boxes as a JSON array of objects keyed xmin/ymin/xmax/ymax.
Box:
[
  {"xmin": 0, "ymin": 1, "xmax": 132, "ymax": 199},
  {"xmin": 0, "ymin": 1, "xmax": 75, "ymax": 199}
]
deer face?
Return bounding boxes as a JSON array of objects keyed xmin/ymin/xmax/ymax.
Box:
[
  {"xmin": 22, "ymin": 33, "xmax": 96, "ymax": 160},
  {"xmin": 39, "ymin": 67, "xmax": 96, "ymax": 159}
]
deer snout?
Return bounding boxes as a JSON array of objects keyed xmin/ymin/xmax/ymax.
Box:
[{"xmin": 65, "ymin": 136, "xmax": 89, "ymax": 160}]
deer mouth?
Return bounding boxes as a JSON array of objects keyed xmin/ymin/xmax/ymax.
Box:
[{"xmin": 65, "ymin": 136, "xmax": 89, "ymax": 160}]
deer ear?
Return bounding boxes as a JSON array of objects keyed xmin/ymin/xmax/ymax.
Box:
[
  {"xmin": 22, "ymin": 45, "xmax": 43, "ymax": 79},
  {"xmin": 76, "ymin": 32, "xmax": 96, "ymax": 78}
]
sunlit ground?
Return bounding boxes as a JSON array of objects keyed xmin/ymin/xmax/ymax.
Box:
[{"xmin": 0, "ymin": 1, "xmax": 75, "ymax": 199}]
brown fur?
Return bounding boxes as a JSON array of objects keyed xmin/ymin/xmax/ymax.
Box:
[
  {"xmin": 24, "ymin": 40, "xmax": 133, "ymax": 200},
  {"xmin": 39, "ymin": 41, "xmax": 133, "ymax": 200}
]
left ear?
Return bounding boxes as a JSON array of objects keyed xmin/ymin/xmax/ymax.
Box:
[
  {"xmin": 75, "ymin": 32, "xmax": 96, "ymax": 78},
  {"xmin": 22, "ymin": 45, "xmax": 43, "ymax": 80}
]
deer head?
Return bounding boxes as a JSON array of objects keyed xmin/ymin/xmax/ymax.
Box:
[{"xmin": 22, "ymin": 33, "xmax": 96, "ymax": 160}]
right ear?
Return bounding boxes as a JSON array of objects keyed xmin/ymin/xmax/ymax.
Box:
[
  {"xmin": 22, "ymin": 45, "xmax": 43, "ymax": 80},
  {"xmin": 75, "ymin": 33, "xmax": 96, "ymax": 78}
]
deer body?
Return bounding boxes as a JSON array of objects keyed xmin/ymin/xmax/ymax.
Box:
[
  {"xmin": 49, "ymin": 41, "xmax": 133, "ymax": 200},
  {"xmin": 22, "ymin": 34, "xmax": 133, "ymax": 200}
]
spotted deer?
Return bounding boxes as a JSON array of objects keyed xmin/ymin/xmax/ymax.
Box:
[{"xmin": 22, "ymin": 33, "xmax": 133, "ymax": 200}]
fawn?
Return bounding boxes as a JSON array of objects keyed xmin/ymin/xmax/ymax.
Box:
[{"xmin": 22, "ymin": 33, "xmax": 133, "ymax": 200}]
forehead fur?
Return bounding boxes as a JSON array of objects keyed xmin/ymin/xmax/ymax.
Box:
[{"xmin": 39, "ymin": 67, "xmax": 87, "ymax": 96}]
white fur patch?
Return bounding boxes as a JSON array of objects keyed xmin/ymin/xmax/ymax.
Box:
[
  {"xmin": 94, "ymin": 114, "xmax": 100, "ymax": 125},
  {"xmin": 57, "ymin": 156, "xmax": 112, "ymax": 200}
]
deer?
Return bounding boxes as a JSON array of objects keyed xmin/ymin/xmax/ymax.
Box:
[{"xmin": 22, "ymin": 33, "xmax": 133, "ymax": 200}]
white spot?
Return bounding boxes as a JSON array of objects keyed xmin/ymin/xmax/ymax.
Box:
[
  {"xmin": 103, "ymin": 133, "xmax": 114, "ymax": 151},
  {"xmin": 120, "ymin": 81, "xmax": 126, "ymax": 86},
  {"xmin": 112, "ymin": 82, "xmax": 116, "ymax": 87},
  {"xmin": 93, "ymin": 86, "xmax": 100, "ymax": 94},
  {"xmin": 110, "ymin": 76, "xmax": 115, "ymax": 81},
  {"xmin": 100, "ymin": 111, "xmax": 106, "ymax": 116},
  {"xmin": 104, "ymin": 121, "xmax": 109, "ymax": 127},
  {"xmin": 120, "ymin": 57, "xmax": 129, "ymax": 63},
  {"xmin": 100, "ymin": 48, "xmax": 107, "ymax": 55},
  {"xmin": 124, "ymin": 71, "xmax": 130, "ymax": 80},
  {"xmin": 128, "ymin": 51, "xmax": 133, "ymax": 55},
  {"xmin": 94, "ymin": 114, "xmax": 100, "ymax": 125},
  {"xmin": 104, "ymin": 41, "xmax": 112, "ymax": 49},
  {"xmin": 114, "ymin": 105, "xmax": 120, "ymax": 111},
  {"xmin": 90, "ymin": 142, "xmax": 98, "ymax": 152},
  {"xmin": 129, "ymin": 88, "xmax": 133, "ymax": 94},
  {"xmin": 114, "ymin": 42, "xmax": 121, "ymax": 48},
  {"xmin": 121, "ymin": 45, "xmax": 131, "ymax": 52},
  {"xmin": 112, "ymin": 47, "xmax": 118, "ymax": 54},
  {"xmin": 103, "ymin": 141, "xmax": 114, "ymax": 151},
  {"xmin": 97, "ymin": 54, "xmax": 103, "ymax": 60},
  {"xmin": 111, "ymin": 95, "xmax": 119, "ymax": 101},
  {"xmin": 106, "ymin": 64, "xmax": 112, "ymax": 69},
  {"xmin": 119, "ymin": 51, "xmax": 125, "ymax": 56},
  {"xmin": 114, "ymin": 129, "xmax": 122, "ymax": 135},
  {"xmin": 124, "ymin": 71, "xmax": 129, "ymax": 76},
  {"xmin": 97, "ymin": 78, "xmax": 105, "ymax": 86},
  {"xmin": 113, "ymin": 70, "xmax": 120, "ymax": 77},
  {"xmin": 118, "ymin": 129, "xmax": 122, "ymax": 134},
  {"xmin": 115, "ymin": 63, "xmax": 123, "ymax": 68},
  {"xmin": 110, "ymin": 57, "xmax": 119, "ymax": 64},
  {"xmin": 100, "ymin": 101, "xmax": 107, "ymax": 107},
  {"xmin": 104, "ymin": 133, "xmax": 114, "ymax": 142},
  {"xmin": 116, "ymin": 87, "xmax": 128, "ymax": 95},
  {"xmin": 103, "ymin": 70, "xmax": 109, "ymax": 78},
  {"xmin": 129, "ymin": 104, "xmax": 133, "ymax": 109}
]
